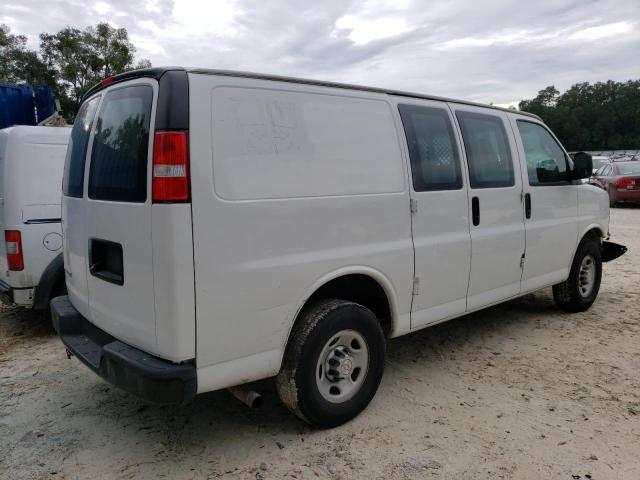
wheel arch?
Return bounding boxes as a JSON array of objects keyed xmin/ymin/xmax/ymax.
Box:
[
  {"xmin": 32, "ymin": 253, "xmax": 65, "ymax": 310},
  {"xmin": 566, "ymin": 225, "xmax": 605, "ymax": 273},
  {"xmin": 280, "ymin": 267, "xmax": 399, "ymax": 366},
  {"xmin": 580, "ymin": 225, "xmax": 605, "ymax": 244}
]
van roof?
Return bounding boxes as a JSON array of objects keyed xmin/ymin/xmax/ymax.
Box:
[
  {"xmin": 83, "ymin": 67, "xmax": 542, "ymax": 120},
  {"xmin": 0, "ymin": 125, "xmax": 71, "ymax": 145}
]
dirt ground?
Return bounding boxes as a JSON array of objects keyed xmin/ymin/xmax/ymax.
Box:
[{"xmin": 1, "ymin": 207, "xmax": 639, "ymax": 480}]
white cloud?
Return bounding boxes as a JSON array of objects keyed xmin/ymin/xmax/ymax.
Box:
[
  {"xmin": 92, "ymin": 1, "xmax": 111, "ymax": 15},
  {"xmin": 335, "ymin": 15, "xmax": 412, "ymax": 45},
  {"xmin": 172, "ymin": 0, "xmax": 240, "ymax": 36},
  {"xmin": 569, "ymin": 21, "xmax": 634, "ymax": 41}
]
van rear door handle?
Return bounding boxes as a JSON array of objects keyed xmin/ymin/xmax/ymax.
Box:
[
  {"xmin": 524, "ymin": 193, "xmax": 532, "ymax": 219},
  {"xmin": 472, "ymin": 196, "xmax": 480, "ymax": 226}
]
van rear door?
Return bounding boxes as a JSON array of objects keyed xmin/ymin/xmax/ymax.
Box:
[
  {"xmin": 85, "ymin": 81, "xmax": 157, "ymax": 353},
  {"xmin": 64, "ymin": 80, "xmax": 158, "ymax": 354},
  {"xmin": 63, "ymin": 70, "xmax": 195, "ymax": 362}
]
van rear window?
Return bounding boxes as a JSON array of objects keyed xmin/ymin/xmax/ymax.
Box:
[
  {"xmin": 88, "ymin": 85, "xmax": 153, "ymax": 202},
  {"xmin": 62, "ymin": 96, "xmax": 100, "ymax": 197}
]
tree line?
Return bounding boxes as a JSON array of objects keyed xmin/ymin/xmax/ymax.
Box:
[
  {"xmin": 1, "ymin": 23, "xmax": 150, "ymax": 121},
  {"xmin": 518, "ymin": 81, "xmax": 640, "ymax": 151}
]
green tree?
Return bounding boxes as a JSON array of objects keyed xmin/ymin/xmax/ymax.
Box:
[
  {"xmin": 0, "ymin": 24, "xmax": 53, "ymax": 86},
  {"xmin": 40, "ymin": 22, "xmax": 151, "ymax": 119},
  {"xmin": 520, "ymin": 80, "xmax": 640, "ymax": 150}
]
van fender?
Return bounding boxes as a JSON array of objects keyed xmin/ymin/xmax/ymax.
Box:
[
  {"xmin": 564, "ymin": 223, "xmax": 605, "ymax": 275},
  {"xmin": 280, "ymin": 265, "xmax": 402, "ymax": 361},
  {"xmin": 33, "ymin": 253, "xmax": 65, "ymax": 310}
]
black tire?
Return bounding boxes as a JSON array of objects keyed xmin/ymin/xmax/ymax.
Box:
[
  {"xmin": 276, "ymin": 299, "xmax": 385, "ymax": 428},
  {"xmin": 553, "ymin": 239, "xmax": 602, "ymax": 312}
]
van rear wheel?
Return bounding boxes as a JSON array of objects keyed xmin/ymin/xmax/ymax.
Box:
[
  {"xmin": 276, "ymin": 299, "xmax": 385, "ymax": 428},
  {"xmin": 553, "ymin": 239, "xmax": 602, "ymax": 312}
]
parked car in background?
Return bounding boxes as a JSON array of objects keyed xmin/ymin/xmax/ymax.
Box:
[
  {"xmin": 52, "ymin": 67, "xmax": 621, "ymax": 428},
  {"xmin": 590, "ymin": 161, "xmax": 640, "ymax": 206},
  {"xmin": 591, "ymin": 155, "xmax": 610, "ymax": 173},
  {"xmin": 0, "ymin": 126, "xmax": 70, "ymax": 309}
]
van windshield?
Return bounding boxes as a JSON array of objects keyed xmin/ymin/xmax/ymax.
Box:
[
  {"xmin": 62, "ymin": 96, "xmax": 100, "ymax": 197},
  {"xmin": 88, "ymin": 85, "xmax": 153, "ymax": 202}
]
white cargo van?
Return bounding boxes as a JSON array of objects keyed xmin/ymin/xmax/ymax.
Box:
[
  {"xmin": 52, "ymin": 68, "xmax": 626, "ymax": 427},
  {"xmin": 0, "ymin": 126, "xmax": 70, "ymax": 309}
]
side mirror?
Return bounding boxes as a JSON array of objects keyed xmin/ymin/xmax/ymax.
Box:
[{"xmin": 571, "ymin": 152, "xmax": 593, "ymax": 180}]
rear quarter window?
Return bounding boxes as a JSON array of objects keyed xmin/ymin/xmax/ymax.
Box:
[
  {"xmin": 618, "ymin": 164, "xmax": 640, "ymax": 175},
  {"xmin": 88, "ymin": 85, "xmax": 153, "ymax": 202}
]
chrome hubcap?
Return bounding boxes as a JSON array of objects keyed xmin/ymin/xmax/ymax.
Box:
[
  {"xmin": 316, "ymin": 330, "xmax": 369, "ymax": 404},
  {"xmin": 578, "ymin": 254, "xmax": 596, "ymax": 297}
]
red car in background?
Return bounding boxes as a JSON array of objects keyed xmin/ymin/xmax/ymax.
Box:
[{"xmin": 590, "ymin": 161, "xmax": 640, "ymax": 206}]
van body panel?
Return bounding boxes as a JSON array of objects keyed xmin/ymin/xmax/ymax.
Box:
[
  {"xmin": 151, "ymin": 203, "xmax": 195, "ymax": 362},
  {"xmin": 0, "ymin": 126, "xmax": 69, "ymax": 305},
  {"xmin": 85, "ymin": 199, "xmax": 157, "ymax": 352},
  {"xmin": 575, "ymin": 185, "xmax": 610, "ymax": 258},
  {"xmin": 393, "ymin": 98, "xmax": 472, "ymax": 329},
  {"xmin": 22, "ymin": 204, "xmax": 61, "ymax": 223},
  {"xmin": 63, "ymin": 196, "xmax": 91, "ymax": 318},
  {"xmin": 188, "ymin": 73, "xmax": 413, "ymax": 377},
  {"xmin": 449, "ymin": 104, "xmax": 526, "ymax": 311}
]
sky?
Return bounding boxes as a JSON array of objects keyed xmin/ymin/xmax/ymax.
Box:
[{"xmin": 2, "ymin": 0, "xmax": 639, "ymax": 106}]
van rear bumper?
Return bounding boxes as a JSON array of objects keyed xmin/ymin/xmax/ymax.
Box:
[
  {"xmin": 51, "ymin": 296, "xmax": 197, "ymax": 406},
  {"xmin": 0, "ymin": 280, "xmax": 35, "ymax": 307}
]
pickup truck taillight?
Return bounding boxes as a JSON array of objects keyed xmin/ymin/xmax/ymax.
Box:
[
  {"xmin": 152, "ymin": 131, "xmax": 190, "ymax": 203},
  {"xmin": 5, "ymin": 230, "xmax": 24, "ymax": 271}
]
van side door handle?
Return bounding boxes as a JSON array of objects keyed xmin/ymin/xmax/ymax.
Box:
[
  {"xmin": 472, "ymin": 196, "xmax": 480, "ymax": 226},
  {"xmin": 524, "ymin": 193, "xmax": 532, "ymax": 219}
]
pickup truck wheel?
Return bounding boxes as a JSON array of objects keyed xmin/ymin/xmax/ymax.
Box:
[
  {"xmin": 276, "ymin": 299, "xmax": 385, "ymax": 428},
  {"xmin": 553, "ymin": 239, "xmax": 602, "ymax": 312}
]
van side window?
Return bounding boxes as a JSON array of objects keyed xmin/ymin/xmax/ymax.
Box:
[
  {"xmin": 456, "ymin": 111, "xmax": 514, "ymax": 189},
  {"xmin": 63, "ymin": 96, "xmax": 100, "ymax": 197},
  {"xmin": 398, "ymin": 104, "xmax": 462, "ymax": 191},
  {"xmin": 88, "ymin": 85, "xmax": 153, "ymax": 202},
  {"xmin": 517, "ymin": 120, "xmax": 569, "ymax": 185}
]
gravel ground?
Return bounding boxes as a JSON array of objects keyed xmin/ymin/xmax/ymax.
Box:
[{"xmin": 1, "ymin": 207, "xmax": 639, "ymax": 480}]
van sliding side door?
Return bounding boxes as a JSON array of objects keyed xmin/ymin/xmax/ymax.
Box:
[
  {"xmin": 451, "ymin": 105, "xmax": 525, "ymax": 310},
  {"xmin": 397, "ymin": 101, "xmax": 472, "ymax": 329}
]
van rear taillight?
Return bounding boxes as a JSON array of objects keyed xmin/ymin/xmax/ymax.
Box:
[
  {"xmin": 5, "ymin": 230, "xmax": 24, "ymax": 271},
  {"xmin": 152, "ymin": 131, "xmax": 190, "ymax": 203}
]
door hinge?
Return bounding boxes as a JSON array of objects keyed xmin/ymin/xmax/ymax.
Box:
[
  {"xmin": 412, "ymin": 277, "xmax": 420, "ymax": 295},
  {"xmin": 410, "ymin": 198, "xmax": 418, "ymax": 214},
  {"xmin": 520, "ymin": 253, "xmax": 525, "ymax": 269}
]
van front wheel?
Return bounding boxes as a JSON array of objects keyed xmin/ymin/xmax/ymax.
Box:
[
  {"xmin": 553, "ymin": 239, "xmax": 602, "ymax": 312},
  {"xmin": 276, "ymin": 299, "xmax": 385, "ymax": 428}
]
